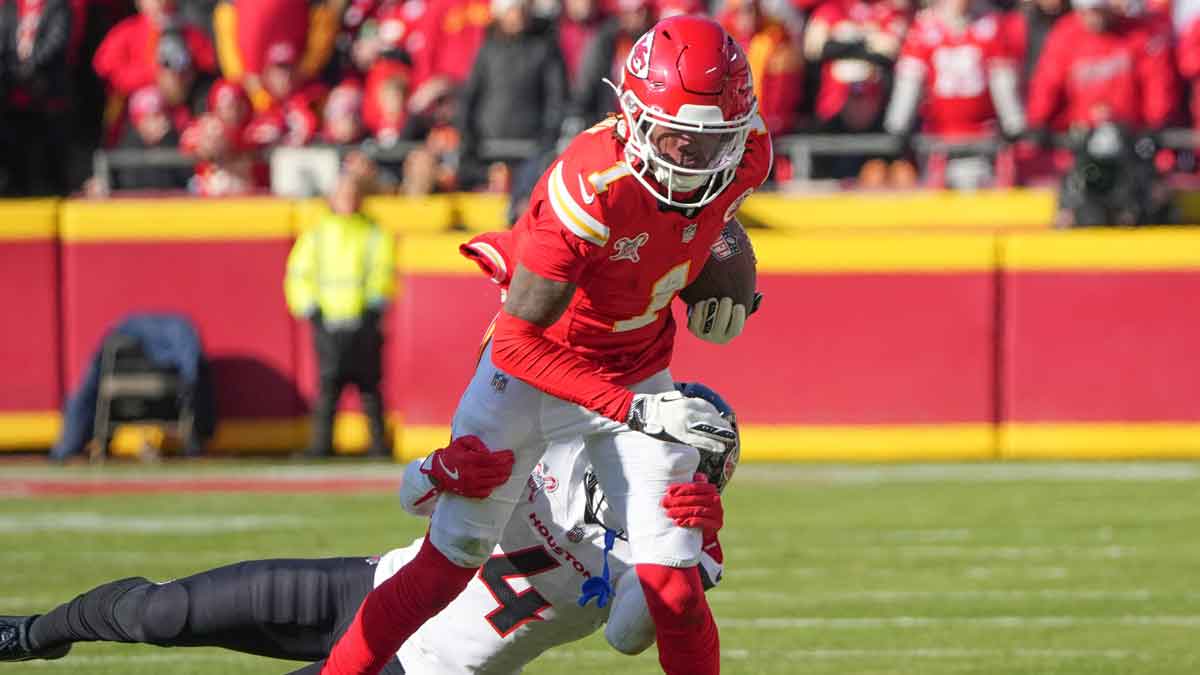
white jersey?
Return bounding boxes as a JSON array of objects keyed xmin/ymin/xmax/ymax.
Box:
[{"xmin": 374, "ymin": 441, "xmax": 723, "ymax": 674}]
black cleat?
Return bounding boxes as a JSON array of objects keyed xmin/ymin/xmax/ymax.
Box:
[{"xmin": 0, "ymin": 616, "xmax": 71, "ymax": 662}]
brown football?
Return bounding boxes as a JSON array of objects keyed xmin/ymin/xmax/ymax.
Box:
[{"xmin": 679, "ymin": 218, "xmax": 758, "ymax": 309}]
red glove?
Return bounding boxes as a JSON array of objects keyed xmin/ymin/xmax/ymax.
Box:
[
  {"xmin": 662, "ymin": 473, "xmax": 724, "ymax": 536},
  {"xmin": 419, "ymin": 435, "xmax": 515, "ymax": 499}
]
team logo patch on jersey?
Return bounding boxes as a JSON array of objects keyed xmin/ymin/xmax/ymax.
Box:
[
  {"xmin": 491, "ymin": 372, "xmax": 508, "ymax": 393},
  {"xmin": 627, "ymin": 30, "xmax": 654, "ymax": 80},
  {"xmin": 610, "ymin": 233, "xmax": 649, "ymax": 262},
  {"xmin": 682, "ymin": 223, "xmax": 697, "ymax": 243},
  {"xmin": 710, "ymin": 223, "xmax": 743, "ymax": 261}
]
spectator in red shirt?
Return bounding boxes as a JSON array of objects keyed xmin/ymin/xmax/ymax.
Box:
[
  {"xmin": 241, "ymin": 41, "xmax": 325, "ymax": 147},
  {"xmin": 321, "ymin": 79, "xmax": 366, "ymax": 143},
  {"xmin": 719, "ymin": 0, "xmax": 804, "ymax": 134},
  {"xmin": 803, "ymin": 0, "xmax": 911, "ymax": 181},
  {"xmin": 558, "ymin": 0, "xmax": 605, "ymax": 88},
  {"xmin": 347, "ymin": 0, "xmax": 429, "ymax": 75},
  {"xmin": 363, "ymin": 57, "xmax": 410, "ymax": 144},
  {"xmin": 413, "ymin": 0, "xmax": 491, "ymax": 85},
  {"xmin": 1180, "ymin": 11, "xmax": 1200, "ymax": 127},
  {"xmin": 1027, "ymin": 0, "xmax": 1177, "ymax": 134},
  {"xmin": 804, "ymin": 0, "xmax": 910, "ymax": 128},
  {"xmin": 886, "ymin": 0, "xmax": 1024, "ymax": 140},
  {"xmin": 180, "ymin": 79, "xmax": 265, "ymax": 196},
  {"xmin": 93, "ymin": 0, "xmax": 215, "ymax": 97},
  {"xmin": 212, "ymin": 0, "xmax": 337, "ymax": 111},
  {"xmin": 884, "ymin": 0, "xmax": 1025, "ymax": 188}
]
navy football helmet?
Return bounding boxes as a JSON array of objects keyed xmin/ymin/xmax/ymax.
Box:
[{"xmin": 674, "ymin": 382, "xmax": 739, "ymax": 492}]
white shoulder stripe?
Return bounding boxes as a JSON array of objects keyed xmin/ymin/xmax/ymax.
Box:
[
  {"xmin": 549, "ymin": 161, "xmax": 610, "ymax": 246},
  {"xmin": 466, "ymin": 241, "xmax": 507, "ymax": 284}
]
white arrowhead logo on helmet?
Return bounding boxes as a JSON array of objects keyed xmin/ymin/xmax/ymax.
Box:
[{"xmin": 627, "ymin": 30, "xmax": 653, "ymax": 80}]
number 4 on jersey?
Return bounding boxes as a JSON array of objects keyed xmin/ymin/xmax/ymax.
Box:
[{"xmin": 480, "ymin": 547, "xmax": 561, "ymax": 636}]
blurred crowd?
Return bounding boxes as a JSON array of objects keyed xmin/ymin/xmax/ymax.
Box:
[{"xmin": 1, "ymin": 0, "xmax": 1197, "ymax": 200}]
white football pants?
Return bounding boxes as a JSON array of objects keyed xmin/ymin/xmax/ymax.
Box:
[{"xmin": 430, "ymin": 343, "xmax": 702, "ymax": 569}]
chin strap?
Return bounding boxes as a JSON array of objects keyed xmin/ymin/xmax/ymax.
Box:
[{"xmin": 578, "ymin": 527, "xmax": 619, "ymax": 608}]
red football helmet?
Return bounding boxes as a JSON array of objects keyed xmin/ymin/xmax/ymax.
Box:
[{"xmin": 611, "ymin": 15, "xmax": 758, "ymax": 208}]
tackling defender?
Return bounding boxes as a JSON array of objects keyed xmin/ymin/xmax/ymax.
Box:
[
  {"xmin": 1, "ymin": 383, "xmax": 736, "ymax": 674},
  {"xmin": 324, "ymin": 15, "xmax": 770, "ymax": 675}
]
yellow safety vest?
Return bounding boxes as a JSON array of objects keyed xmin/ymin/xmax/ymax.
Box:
[{"xmin": 284, "ymin": 212, "xmax": 397, "ymax": 326}]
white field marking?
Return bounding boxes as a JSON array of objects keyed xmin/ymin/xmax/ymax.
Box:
[
  {"xmin": 891, "ymin": 545, "xmax": 1138, "ymax": 560},
  {"xmin": 730, "ymin": 462, "xmax": 1200, "ymax": 484},
  {"xmin": 718, "ymin": 615, "xmax": 1200, "ymax": 629},
  {"xmin": 536, "ymin": 647, "xmax": 1141, "ymax": 661},
  {"xmin": 0, "ymin": 595, "xmax": 62, "ymax": 608},
  {"xmin": 881, "ymin": 528, "xmax": 973, "ymax": 542},
  {"xmin": 733, "ymin": 567, "xmax": 827, "ymax": 578},
  {"xmin": 0, "ymin": 512, "xmax": 304, "ymax": 534},
  {"xmin": 0, "ymin": 549, "xmax": 275, "ymax": 563},
  {"xmin": 707, "ymin": 589, "xmax": 1200, "ymax": 602},
  {"xmin": 726, "ymin": 544, "xmax": 1140, "ymax": 561},
  {"xmin": 964, "ymin": 566, "xmax": 1071, "ymax": 580},
  {"xmin": 4, "ymin": 461, "xmax": 1198, "ymax": 485}
]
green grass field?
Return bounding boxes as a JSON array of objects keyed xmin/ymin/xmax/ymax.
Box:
[{"xmin": 4, "ymin": 460, "xmax": 1200, "ymax": 674}]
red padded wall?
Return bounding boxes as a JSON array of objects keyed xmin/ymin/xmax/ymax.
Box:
[
  {"xmin": 1004, "ymin": 271, "xmax": 1200, "ymax": 422},
  {"xmin": 60, "ymin": 240, "xmax": 302, "ymax": 419},
  {"xmin": 670, "ymin": 273, "xmax": 998, "ymax": 424},
  {"xmin": 0, "ymin": 239, "xmax": 61, "ymax": 411}
]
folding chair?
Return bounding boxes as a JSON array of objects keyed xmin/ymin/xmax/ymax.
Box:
[{"xmin": 91, "ymin": 334, "xmax": 194, "ymax": 461}]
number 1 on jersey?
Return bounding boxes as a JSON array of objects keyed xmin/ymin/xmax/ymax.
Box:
[{"xmin": 613, "ymin": 262, "xmax": 691, "ymax": 332}]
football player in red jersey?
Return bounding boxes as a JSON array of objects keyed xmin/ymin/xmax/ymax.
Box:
[{"xmin": 321, "ymin": 15, "xmax": 770, "ymax": 675}]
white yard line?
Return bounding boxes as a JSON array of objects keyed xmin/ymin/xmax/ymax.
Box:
[
  {"xmin": 732, "ymin": 462, "xmax": 1200, "ymax": 484},
  {"xmin": 0, "ymin": 512, "xmax": 305, "ymax": 534},
  {"xmin": 3, "ymin": 461, "xmax": 1199, "ymax": 484},
  {"xmin": 719, "ymin": 615, "xmax": 1200, "ymax": 629},
  {"xmin": 708, "ymin": 589, "xmax": 1200, "ymax": 603},
  {"xmin": 538, "ymin": 647, "xmax": 1143, "ymax": 661}
]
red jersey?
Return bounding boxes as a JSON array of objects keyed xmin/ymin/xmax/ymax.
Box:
[
  {"xmin": 93, "ymin": 15, "xmax": 215, "ymax": 95},
  {"xmin": 1181, "ymin": 17, "xmax": 1200, "ymax": 127},
  {"xmin": 1027, "ymin": 12, "xmax": 1177, "ymax": 131},
  {"xmin": 508, "ymin": 116, "xmax": 773, "ymax": 387},
  {"xmin": 897, "ymin": 10, "xmax": 1014, "ymax": 136},
  {"xmin": 810, "ymin": 0, "xmax": 909, "ymax": 121},
  {"xmin": 413, "ymin": 0, "xmax": 489, "ymax": 84}
]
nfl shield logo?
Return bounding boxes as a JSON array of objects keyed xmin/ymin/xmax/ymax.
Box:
[
  {"xmin": 491, "ymin": 372, "xmax": 508, "ymax": 393},
  {"xmin": 567, "ymin": 526, "xmax": 585, "ymax": 543},
  {"xmin": 682, "ymin": 223, "xmax": 697, "ymax": 243}
]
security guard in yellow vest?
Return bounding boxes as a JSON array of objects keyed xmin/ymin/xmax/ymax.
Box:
[{"xmin": 285, "ymin": 173, "xmax": 396, "ymax": 457}]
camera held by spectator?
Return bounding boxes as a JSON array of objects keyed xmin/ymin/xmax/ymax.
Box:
[{"xmin": 1057, "ymin": 122, "xmax": 1173, "ymax": 227}]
